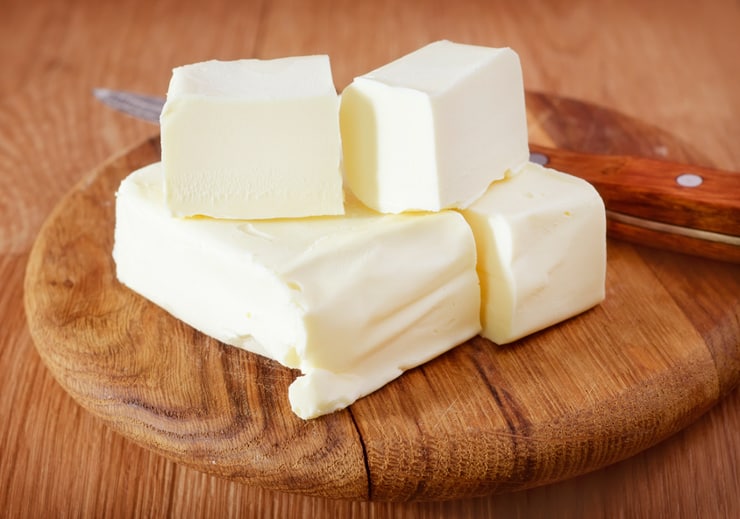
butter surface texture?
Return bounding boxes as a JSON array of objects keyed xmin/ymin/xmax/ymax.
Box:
[
  {"xmin": 461, "ymin": 162, "xmax": 606, "ymax": 344},
  {"xmin": 113, "ymin": 163, "xmax": 482, "ymax": 419},
  {"xmin": 340, "ymin": 40, "xmax": 529, "ymax": 213},
  {"xmin": 160, "ymin": 56, "xmax": 344, "ymax": 220}
]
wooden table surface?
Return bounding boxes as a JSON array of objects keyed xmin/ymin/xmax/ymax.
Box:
[{"xmin": 2, "ymin": 0, "xmax": 739, "ymax": 517}]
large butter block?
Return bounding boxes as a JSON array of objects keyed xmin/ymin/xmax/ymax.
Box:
[
  {"xmin": 113, "ymin": 163, "xmax": 481, "ymax": 419},
  {"xmin": 340, "ymin": 40, "xmax": 529, "ymax": 214},
  {"xmin": 160, "ymin": 57, "xmax": 344, "ymax": 219},
  {"xmin": 461, "ymin": 162, "xmax": 606, "ymax": 344}
]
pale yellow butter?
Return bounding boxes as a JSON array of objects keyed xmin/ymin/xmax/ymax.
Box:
[
  {"xmin": 340, "ymin": 40, "xmax": 529, "ymax": 214},
  {"xmin": 113, "ymin": 163, "xmax": 481, "ymax": 419},
  {"xmin": 461, "ymin": 162, "xmax": 606, "ymax": 344},
  {"xmin": 160, "ymin": 56, "xmax": 344, "ymax": 220}
]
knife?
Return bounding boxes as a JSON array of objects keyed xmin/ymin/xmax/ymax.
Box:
[{"xmin": 93, "ymin": 88, "xmax": 740, "ymax": 263}]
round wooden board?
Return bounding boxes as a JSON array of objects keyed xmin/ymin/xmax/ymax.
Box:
[{"xmin": 24, "ymin": 92, "xmax": 740, "ymax": 502}]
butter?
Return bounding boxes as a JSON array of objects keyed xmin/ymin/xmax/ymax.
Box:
[
  {"xmin": 113, "ymin": 162, "xmax": 481, "ymax": 419},
  {"xmin": 160, "ymin": 56, "xmax": 344, "ymax": 220},
  {"xmin": 461, "ymin": 162, "xmax": 606, "ymax": 344},
  {"xmin": 339, "ymin": 40, "xmax": 529, "ymax": 213}
]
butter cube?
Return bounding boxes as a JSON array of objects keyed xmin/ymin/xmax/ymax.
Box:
[
  {"xmin": 113, "ymin": 163, "xmax": 481, "ymax": 419},
  {"xmin": 461, "ymin": 162, "xmax": 606, "ymax": 344},
  {"xmin": 160, "ymin": 57, "xmax": 344, "ymax": 219},
  {"xmin": 340, "ymin": 40, "xmax": 529, "ymax": 213}
]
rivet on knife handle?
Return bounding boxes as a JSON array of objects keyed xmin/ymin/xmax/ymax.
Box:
[{"xmin": 530, "ymin": 144, "xmax": 740, "ymax": 263}]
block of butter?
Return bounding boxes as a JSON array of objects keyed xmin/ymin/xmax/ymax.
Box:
[
  {"xmin": 113, "ymin": 162, "xmax": 482, "ymax": 419},
  {"xmin": 160, "ymin": 56, "xmax": 344, "ymax": 220},
  {"xmin": 461, "ymin": 162, "xmax": 606, "ymax": 345},
  {"xmin": 340, "ymin": 40, "xmax": 529, "ymax": 214}
]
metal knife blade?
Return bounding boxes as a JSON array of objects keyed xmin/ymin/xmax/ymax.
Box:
[
  {"xmin": 93, "ymin": 88, "xmax": 163, "ymax": 124},
  {"xmin": 94, "ymin": 88, "xmax": 740, "ymax": 262}
]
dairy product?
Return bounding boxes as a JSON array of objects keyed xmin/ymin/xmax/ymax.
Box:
[
  {"xmin": 160, "ymin": 56, "xmax": 344, "ymax": 219},
  {"xmin": 339, "ymin": 40, "xmax": 529, "ymax": 214},
  {"xmin": 113, "ymin": 162, "xmax": 481, "ymax": 419},
  {"xmin": 461, "ymin": 162, "xmax": 606, "ymax": 344}
]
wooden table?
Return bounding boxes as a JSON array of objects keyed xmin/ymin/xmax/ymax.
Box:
[{"xmin": 2, "ymin": 0, "xmax": 739, "ymax": 516}]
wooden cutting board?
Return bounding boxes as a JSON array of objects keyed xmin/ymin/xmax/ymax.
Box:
[{"xmin": 23, "ymin": 92, "xmax": 740, "ymax": 502}]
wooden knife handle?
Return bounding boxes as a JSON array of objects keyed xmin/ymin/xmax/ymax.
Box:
[{"xmin": 530, "ymin": 144, "xmax": 740, "ymax": 263}]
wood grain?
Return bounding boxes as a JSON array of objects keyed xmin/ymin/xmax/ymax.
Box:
[
  {"xmin": 24, "ymin": 93, "xmax": 739, "ymax": 501},
  {"xmin": 4, "ymin": 0, "xmax": 740, "ymax": 516}
]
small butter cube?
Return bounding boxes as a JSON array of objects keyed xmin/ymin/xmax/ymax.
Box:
[
  {"xmin": 160, "ymin": 56, "xmax": 344, "ymax": 219},
  {"xmin": 113, "ymin": 163, "xmax": 481, "ymax": 419},
  {"xmin": 461, "ymin": 162, "xmax": 606, "ymax": 344},
  {"xmin": 340, "ymin": 40, "xmax": 529, "ymax": 213}
]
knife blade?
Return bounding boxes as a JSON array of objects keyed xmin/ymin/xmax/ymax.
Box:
[{"xmin": 93, "ymin": 88, "xmax": 740, "ymax": 263}]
